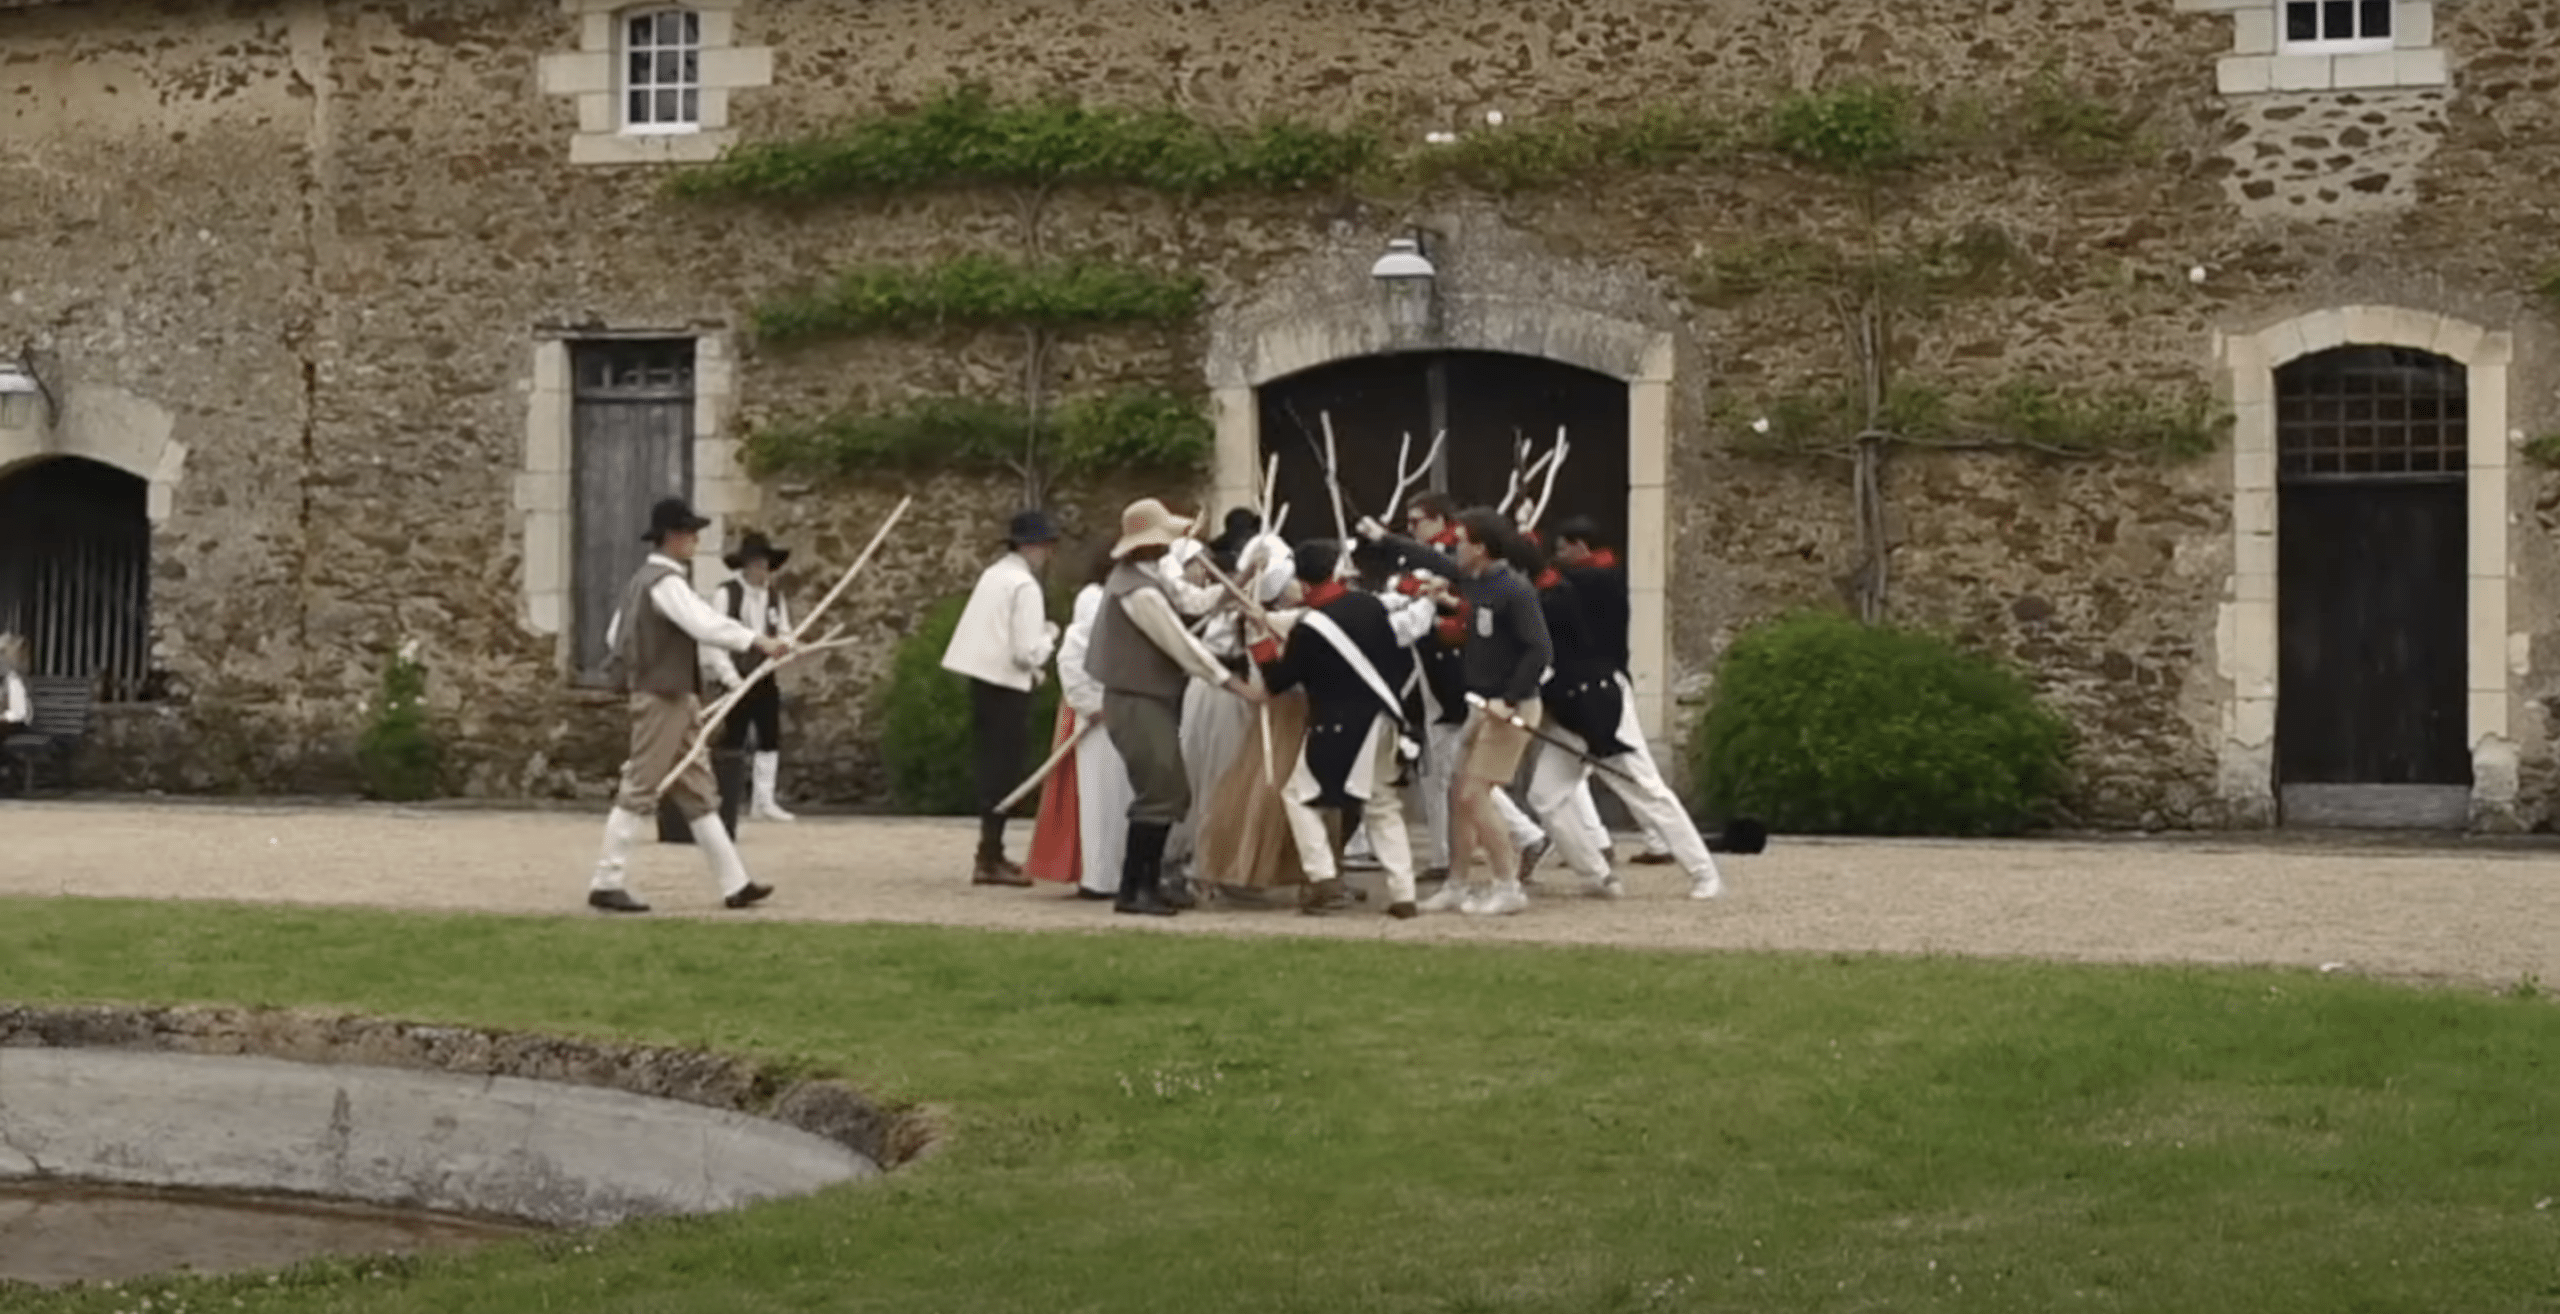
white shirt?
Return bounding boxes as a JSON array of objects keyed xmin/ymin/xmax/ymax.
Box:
[
  {"xmin": 941, "ymin": 551, "xmax": 1058, "ymax": 691},
  {"xmin": 702, "ymin": 579, "xmax": 791, "ymax": 689},
  {"xmin": 1382, "ymin": 591, "xmax": 1437, "ymax": 648},
  {"xmin": 1057, "ymin": 585, "xmax": 1108, "ymax": 719},
  {"xmin": 606, "ymin": 554, "xmax": 759, "ymax": 656},
  {"xmin": 1, "ymin": 670, "xmax": 26, "ymax": 726}
]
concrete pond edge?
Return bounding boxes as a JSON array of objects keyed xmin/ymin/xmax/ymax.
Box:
[{"xmin": 0, "ymin": 1003, "xmax": 945, "ymax": 1223}]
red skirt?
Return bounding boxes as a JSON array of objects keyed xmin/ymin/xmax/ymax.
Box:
[{"xmin": 1023, "ymin": 702, "xmax": 1082, "ymax": 884}]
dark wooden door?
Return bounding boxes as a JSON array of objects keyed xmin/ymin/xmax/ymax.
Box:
[
  {"xmin": 2276, "ymin": 481, "xmax": 2466, "ymax": 784},
  {"xmin": 1256, "ymin": 350, "xmax": 1628, "ymax": 546},
  {"xmin": 2274, "ymin": 346, "xmax": 2469, "ymax": 794},
  {"xmin": 570, "ymin": 340, "xmax": 695, "ymax": 684}
]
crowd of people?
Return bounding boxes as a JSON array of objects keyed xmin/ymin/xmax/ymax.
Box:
[
  {"xmin": 574, "ymin": 486, "xmax": 1749, "ymax": 917},
  {"xmin": 945, "ymin": 491, "xmax": 1739, "ymax": 920}
]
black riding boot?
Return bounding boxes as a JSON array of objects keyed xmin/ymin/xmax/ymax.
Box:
[{"xmin": 1115, "ymin": 822, "xmax": 1177, "ymax": 917}]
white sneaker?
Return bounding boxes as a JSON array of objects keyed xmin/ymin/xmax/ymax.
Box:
[
  {"xmin": 1690, "ymin": 872, "xmax": 1725, "ymax": 900},
  {"xmin": 1463, "ymin": 881, "xmax": 1528, "ymax": 916},
  {"xmin": 1417, "ymin": 880, "xmax": 1469, "ymax": 913},
  {"xmin": 1590, "ymin": 874, "xmax": 1625, "ymax": 899}
]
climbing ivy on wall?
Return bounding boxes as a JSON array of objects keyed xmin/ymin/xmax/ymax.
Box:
[
  {"xmin": 752, "ymin": 256, "xmax": 1203, "ymax": 343},
  {"xmin": 745, "ymin": 390, "xmax": 1212, "ymax": 482},
  {"xmin": 670, "ymin": 77, "xmax": 2159, "ymax": 205},
  {"xmin": 669, "ymin": 84, "xmax": 1378, "ymax": 201}
]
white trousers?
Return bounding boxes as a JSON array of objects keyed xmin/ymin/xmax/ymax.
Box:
[
  {"xmin": 1525, "ymin": 677, "xmax": 1721, "ymax": 886},
  {"xmin": 1073, "ymin": 714, "xmax": 1132, "ymax": 894},
  {"xmin": 1283, "ymin": 715, "xmax": 1418, "ymax": 905},
  {"xmin": 590, "ymin": 804, "xmax": 751, "ymax": 897},
  {"xmin": 1420, "ymin": 719, "xmax": 1543, "ymax": 869}
]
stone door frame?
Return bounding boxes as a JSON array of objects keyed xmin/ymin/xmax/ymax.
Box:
[
  {"xmin": 2216, "ymin": 306, "xmax": 2516, "ymax": 827},
  {"xmin": 1206, "ymin": 297, "xmax": 1677, "ymax": 739}
]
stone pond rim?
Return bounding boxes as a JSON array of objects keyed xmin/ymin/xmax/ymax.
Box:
[{"xmin": 0, "ymin": 1003, "xmax": 942, "ymax": 1230}]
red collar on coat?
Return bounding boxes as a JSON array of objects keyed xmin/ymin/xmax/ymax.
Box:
[
  {"xmin": 1301, "ymin": 580, "xmax": 1349, "ymax": 609},
  {"xmin": 1585, "ymin": 548, "xmax": 1619, "ymax": 569},
  {"xmin": 1535, "ymin": 568, "xmax": 1562, "ymax": 590}
]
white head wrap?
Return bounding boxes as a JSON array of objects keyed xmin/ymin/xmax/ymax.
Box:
[{"xmin": 1239, "ymin": 533, "xmax": 1296, "ymax": 605}]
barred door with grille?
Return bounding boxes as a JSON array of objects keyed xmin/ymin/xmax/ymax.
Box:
[
  {"xmin": 0, "ymin": 456, "xmax": 153, "ymax": 702},
  {"xmin": 2274, "ymin": 346, "xmax": 2469, "ymax": 828},
  {"xmin": 570, "ymin": 340, "xmax": 695, "ymax": 685}
]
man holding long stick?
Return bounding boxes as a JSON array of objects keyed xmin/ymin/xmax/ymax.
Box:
[
  {"xmin": 1086, "ymin": 498, "xmax": 1267, "ymax": 916},
  {"xmin": 588, "ymin": 497, "xmax": 792, "ymax": 914}
]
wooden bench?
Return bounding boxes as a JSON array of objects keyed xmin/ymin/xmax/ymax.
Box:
[{"xmin": 2, "ymin": 676, "xmax": 93, "ymax": 795}]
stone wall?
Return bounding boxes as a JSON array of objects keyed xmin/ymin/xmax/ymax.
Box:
[{"xmin": 1, "ymin": 0, "xmax": 2557, "ymax": 825}]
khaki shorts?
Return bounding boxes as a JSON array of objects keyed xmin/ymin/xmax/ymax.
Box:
[{"xmin": 1459, "ymin": 698, "xmax": 1541, "ymax": 784}]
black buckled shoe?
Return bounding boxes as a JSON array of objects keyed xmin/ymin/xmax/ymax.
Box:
[
  {"xmin": 723, "ymin": 882, "xmax": 774, "ymax": 909},
  {"xmin": 588, "ymin": 889, "xmax": 650, "ymax": 914}
]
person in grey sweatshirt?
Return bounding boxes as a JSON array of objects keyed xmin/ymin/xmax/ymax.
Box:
[{"xmin": 1358, "ymin": 507, "xmax": 1552, "ymax": 916}]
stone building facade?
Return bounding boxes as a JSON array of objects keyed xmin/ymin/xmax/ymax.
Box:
[{"xmin": 1, "ymin": 0, "xmax": 2557, "ymax": 829}]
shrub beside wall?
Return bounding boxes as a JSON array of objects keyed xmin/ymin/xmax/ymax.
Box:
[
  {"xmin": 1691, "ymin": 611, "xmax": 2070, "ymax": 837},
  {"xmin": 879, "ymin": 592, "xmax": 1062, "ymax": 815},
  {"xmin": 355, "ymin": 649, "xmax": 441, "ymax": 802}
]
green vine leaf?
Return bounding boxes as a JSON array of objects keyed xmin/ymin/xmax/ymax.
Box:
[
  {"xmin": 669, "ymin": 83, "xmax": 1379, "ymax": 201},
  {"xmin": 753, "ymin": 255, "xmax": 1205, "ymax": 343},
  {"xmin": 673, "ymin": 80, "xmax": 2160, "ymax": 206},
  {"xmin": 1771, "ymin": 84, "xmax": 1915, "ymax": 174},
  {"xmin": 1723, "ymin": 378, "xmax": 2229, "ymax": 462},
  {"xmin": 745, "ymin": 389, "xmax": 1211, "ymax": 482}
]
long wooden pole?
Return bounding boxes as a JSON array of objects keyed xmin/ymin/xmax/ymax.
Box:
[
  {"xmin": 655, "ymin": 496, "xmax": 914, "ymax": 800},
  {"xmin": 996, "ymin": 718, "xmax": 1092, "ymax": 814}
]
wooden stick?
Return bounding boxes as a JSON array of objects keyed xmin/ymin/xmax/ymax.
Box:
[
  {"xmin": 1380, "ymin": 428, "xmax": 1446, "ymax": 524},
  {"xmin": 1317, "ymin": 413, "xmax": 1351, "ymax": 541},
  {"xmin": 997, "ymin": 718, "xmax": 1092, "ymax": 814},
  {"xmin": 655, "ymin": 496, "xmax": 913, "ymax": 800},
  {"xmin": 697, "ymin": 622, "xmax": 846, "ymax": 727},
  {"xmin": 1522, "ymin": 429, "xmax": 1570, "ymax": 533}
]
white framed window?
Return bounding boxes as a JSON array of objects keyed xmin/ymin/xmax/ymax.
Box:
[
  {"xmin": 621, "ymin": 7, "xmax": 701, "ymax": 134},
  {"xmin": 2280, "ymin": 0, "xmax": 2393, "ymax": 52}
]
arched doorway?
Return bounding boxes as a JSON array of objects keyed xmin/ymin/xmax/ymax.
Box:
[
  {"xmin": 1253, "ymin": 351, "xmax": 1630, "ymax": 548},
  {"xmin": 2274, "ymin": 345, "xmax": 2468, "ymax": 826},
  {"xmin": 0, "ymin": 456, "xmax": 154, "ymax": 701}
]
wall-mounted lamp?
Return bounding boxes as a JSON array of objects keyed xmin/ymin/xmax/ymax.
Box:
[
  {"xmin": 0, "ymin": 359, "xmax": 44, "ymax": 432},
  {"xmin": 1370, "ymin": 234, "xmax": 1438, "ymax": 337}
]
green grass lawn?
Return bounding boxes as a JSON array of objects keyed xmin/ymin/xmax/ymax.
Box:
[{"xmin": 2, "ymin": 896, "xmax": 2556, "ymax": 1313}]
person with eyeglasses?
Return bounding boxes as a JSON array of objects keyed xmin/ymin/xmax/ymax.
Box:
[{"xmin": 1379, "ymin": 493, "xmax": 1553, "ymax": 899}]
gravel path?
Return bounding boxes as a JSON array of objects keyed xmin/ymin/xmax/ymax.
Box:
[{"xmin": 2, "ymin": 800, "xmax": 2555, "ymax": 990}]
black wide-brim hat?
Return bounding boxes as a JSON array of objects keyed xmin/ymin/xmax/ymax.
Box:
[
  {"xmin": 642, "ymin": 496, "xmax": 712, "ymax": 542},
  {"xmin": 723, "ymin": 531, "xmax": 790, "ymax": 571},
  {"xmin": 1006, "ymin": 509, "xmax": 1061, "ymax": 546}
]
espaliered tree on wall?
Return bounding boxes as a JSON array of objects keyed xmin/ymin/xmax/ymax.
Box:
[
  {"xmin": 1694, "ymin": 77, "xmax": 2228, "ymax": 623},
  {"xmin": 744, "ymin": 253, "xmax": 1210, "ymax": 506},
  {"xmin": 671, "ymin": 78, "xmax": 2216, "ymax": 521}
]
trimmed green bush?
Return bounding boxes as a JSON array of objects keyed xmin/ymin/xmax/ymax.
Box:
[
  {"xmin": 1691, "ymin": 611, "xmax": 2070, "ymax": 836},
  {"xmin": 354, "ymin": 648, "xmax": 440, "ymax": 802},
  {"xmin": 879, "ymin": 592, "xmax": 1061, "ymax": 815}
]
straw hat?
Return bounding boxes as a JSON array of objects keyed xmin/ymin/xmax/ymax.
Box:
[{"xmin": 1110, "ymin": 498, "xmax": 1195, "ymax": 559}]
